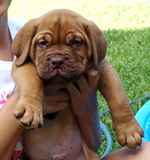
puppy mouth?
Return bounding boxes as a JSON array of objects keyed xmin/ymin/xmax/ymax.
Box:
[
  {"xmin": 49, "ymin": 68, "xmax": 68, "ymax": 77},
  {"xmin": 48, "ymin": 67, "xmax": 81, "ymax": 79},
  {"xmin": 37, "ymin": 55, "xmax": 86, "ymax": 79}
]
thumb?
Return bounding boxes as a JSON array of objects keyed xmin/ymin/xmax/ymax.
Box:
[{"xmin": 87, "ymin": 69, "xmax": 99, "ymax": 88}]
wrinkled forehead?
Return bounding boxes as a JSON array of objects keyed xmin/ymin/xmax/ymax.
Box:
[{"xmin": 37, "ymin": 10, "xmax": 87, "ymax": 36}]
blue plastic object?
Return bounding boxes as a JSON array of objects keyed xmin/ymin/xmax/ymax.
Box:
[
  {"xmin": 100, "ymin": 121, "xmax": 113, "ymax": 158},
  {"xmin": 135, "ymin": 100, "xmax": 150, "ymax": 142}
]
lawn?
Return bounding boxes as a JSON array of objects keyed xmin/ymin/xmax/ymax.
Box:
[{"xmin": 9, "ymin": 0, "xmax": 150, "ymax": 156}]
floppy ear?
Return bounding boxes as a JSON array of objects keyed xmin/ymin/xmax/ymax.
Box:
[
  {"xmin": 12, "ymin": 19, "xmax": 37, "ymax": 66},
  {"xmin": 86, "ymin": 21, "xmax": 107, "ymax": 68}
]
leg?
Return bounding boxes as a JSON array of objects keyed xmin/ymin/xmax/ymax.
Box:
[
  {"xmin": 12, "ymin": 63, "xmax": 44, "ymax": 128},
  {"xmin": 98, "ymin": 60, "xmax": 143, "ymax": 148}
]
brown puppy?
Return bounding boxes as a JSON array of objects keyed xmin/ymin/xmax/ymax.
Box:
[{"xmin": 12, "ymin": 9, "xmax": 143, "ymax": 159}]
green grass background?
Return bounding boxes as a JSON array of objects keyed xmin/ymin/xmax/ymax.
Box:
[{"xmin": 9, "ymin": 0, "xmax": 150, "ymax": 155}]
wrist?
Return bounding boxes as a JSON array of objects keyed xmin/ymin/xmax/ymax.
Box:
[{"xmin": 2, "ymin": 102, "xmax": 24, "ymax": 130}]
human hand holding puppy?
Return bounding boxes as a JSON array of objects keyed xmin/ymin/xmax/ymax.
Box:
[{"xmin": 67, "ymin": 69, "xmax": 100, "ymax": 151}]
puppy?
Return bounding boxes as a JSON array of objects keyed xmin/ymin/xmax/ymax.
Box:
[{"xmin": 12, "ymin": 9, "xmax": 143, "ymax": 159}]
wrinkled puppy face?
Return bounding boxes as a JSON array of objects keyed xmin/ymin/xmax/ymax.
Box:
[
  {"xmin": 33, "ymin": 15, "xmax": 89, "ymax": 79},
  {"xmin": 12, "ymin": 9, "xmax": 107, "ymax": 80}
]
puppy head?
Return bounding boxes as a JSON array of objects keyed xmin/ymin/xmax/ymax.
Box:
[{"xmin": 12, "ymin": 9, "xmax": 107, "ymax": 80}]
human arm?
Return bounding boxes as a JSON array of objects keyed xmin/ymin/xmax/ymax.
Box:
[
  {"xmin": 67, "ymin": 69, "xmax": 100, "ymax": 151},
  {"xmin": 0, "ymin": 63, "xmax": 43, "ymax": 158},
  {"xmin": 0, "ymin": 94, "xmax": 23, "ymax": 159}
]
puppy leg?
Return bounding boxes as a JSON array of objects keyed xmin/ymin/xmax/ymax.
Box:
[
  {"xmin": 12, "ymin": 63, "xmax": 43, "ymax": 128},
  {"xmin": 98, "ymin": 60, "xmax": 143, "ymax": 148}
]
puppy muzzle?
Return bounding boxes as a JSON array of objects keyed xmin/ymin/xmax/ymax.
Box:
[{"xmin": 37, "ymin": 53, "xmax": 86, "ymax": 80}]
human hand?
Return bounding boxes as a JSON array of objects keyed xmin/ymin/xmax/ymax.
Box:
[
  {"xmin": 67, "ymin": 69, "xmax": 99, "ymax": 115},
  {"xmin": 67, "ymin": 69, "xmax": 100, "ymax": 151}
]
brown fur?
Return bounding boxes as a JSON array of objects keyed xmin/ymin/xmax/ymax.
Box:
[{"xmin": 12, "ymin": 9, "xmax": 143, "ymax": 160}]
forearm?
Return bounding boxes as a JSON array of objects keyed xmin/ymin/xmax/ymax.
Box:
[
  {"xmin": 67, "ymin": 72, "xmax": 101, "ymax": 151},
  {"xmin": 74, "ymin": 110, "xmax": 100, "ymax": 151},
  {"xmin": 98, "ymin": 60, "xmax": 133, "ymax": 121},
  {"xmin": 0, "ymin": 96, "xmax": 23, "ymax": 158},
  {"xmin": 12, "ymin": 63, "xmax": 43, "ymax": 101}
]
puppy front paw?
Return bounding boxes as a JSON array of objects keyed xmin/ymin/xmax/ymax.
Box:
[
  {"xmin": 14, "ymin": 97, "xmax": 43, "ymax": 129},
  {"xmin": 114, "ymin": 118, "xmax": 143, "ymax": 148}
]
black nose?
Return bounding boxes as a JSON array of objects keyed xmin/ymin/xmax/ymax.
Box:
[{"xmin": 50, "ymin": 57, "xmax": 64, "ymax": 67}]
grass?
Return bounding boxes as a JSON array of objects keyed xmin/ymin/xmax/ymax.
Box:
[
  {"xmin": 106, "ymin": 28, "xmax": 150, "ymax": 100},
  {"xmin": 9, "ymin": 0, "xmax": 150, "ymax": 156}
]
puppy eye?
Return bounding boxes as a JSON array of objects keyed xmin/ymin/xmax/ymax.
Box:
[
  {"xmin": 72, "ymin": 37, "xmax": 83, "ymax": 47},
  {"xmin": 66, "ymin": 35, "xmax": 83, "ymax": 48},
  {"xmin": 37, "ymin": 39, "xmax": 49, "ymax": 49}
]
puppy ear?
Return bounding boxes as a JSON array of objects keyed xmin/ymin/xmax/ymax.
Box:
[
  {"xmin": 12, "ymin": 19, "xmax": 37, "ymax": 66},
  {"xmin": 86, "ymin": 21, "xmax": 107, "ymax": 68}
]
